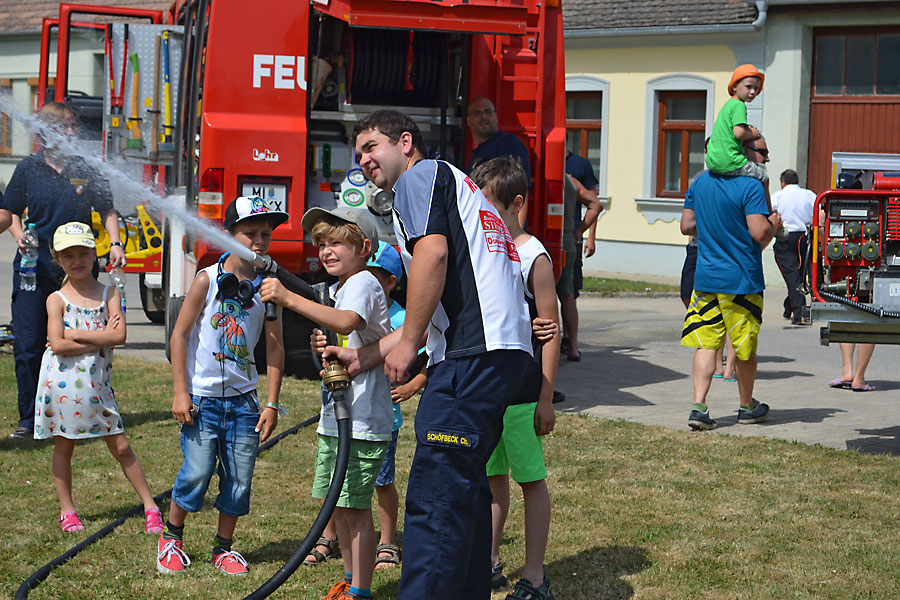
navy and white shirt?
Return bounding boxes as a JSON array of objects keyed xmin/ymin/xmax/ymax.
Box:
[
  {"xmin": 392, "ymin": 159, "xmax": 532, "ymax": 366},
  {"xmin": 2, "ymin": 151, "xmax": 114, "ymax": 280}
]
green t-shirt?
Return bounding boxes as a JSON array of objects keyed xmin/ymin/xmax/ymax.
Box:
[{"xmin": 705, "ymin": 98, "xmax": 749, "ymax": 173}]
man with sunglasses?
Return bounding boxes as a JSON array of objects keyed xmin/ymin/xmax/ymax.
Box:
[{"xmin": 679, "ymin": 134, "xmax": 782, "ymax": 431}]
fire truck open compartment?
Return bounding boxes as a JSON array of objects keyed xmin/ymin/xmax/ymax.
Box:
[{"xmin": 811, "ymin": 155, "xmax": 900, "ymax": 345}]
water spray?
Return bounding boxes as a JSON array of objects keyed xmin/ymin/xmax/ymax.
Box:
[{"xmin": 0, "ymin": 93, "xmax": 251, "ymax": 261}]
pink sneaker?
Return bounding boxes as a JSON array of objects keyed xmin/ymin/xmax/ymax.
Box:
[
  {"xmin": 59, "ymin": 510, "xmax": 84, "ymax": 532},
  {"xmin": 212, "ymin": 549, "xmax": 249, "ymax": 576},
  {"xmin": 144, "ymin": 508, "xmax": 164, "ymax": 533},
  {"xmin": 157, "ymin": 534, "xmax": 191, "ymax": 574}
]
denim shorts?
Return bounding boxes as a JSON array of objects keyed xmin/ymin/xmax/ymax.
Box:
[
  {"xmin": 374, "ymin": 429, "xmax": 400, "ymax": 487},
  {"xmin": 172, "ymin": 392, "xmax": 260, "ymax": 517}
]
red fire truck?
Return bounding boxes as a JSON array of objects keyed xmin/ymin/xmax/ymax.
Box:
[{"xmin": 40, "ymin": 0, "xmax": 567, "ymax": 374}]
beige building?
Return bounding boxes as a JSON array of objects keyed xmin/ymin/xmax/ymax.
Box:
[{"xmin": 564, "ymin": 0, "xmax": 900, "ymax": 279}]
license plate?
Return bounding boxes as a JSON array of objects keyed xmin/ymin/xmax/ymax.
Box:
[{"xmin": 241, "ymin": 184, "xmax": 287, "ymax": 213}]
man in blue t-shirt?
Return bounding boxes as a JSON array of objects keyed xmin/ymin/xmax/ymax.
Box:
[{"xmin": 679, "ymin": 136, "xmax": 782, "ymax": 431}]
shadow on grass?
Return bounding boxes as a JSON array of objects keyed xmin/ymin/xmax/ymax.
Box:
[
  {"xmin": 120, "ymin": 410, "xmax": 172, "ymax": 428},
  {"xmin": 243, "ymin": 537, "xmax": 305, "ymax": 564},
  {"xmin": 847, "ymin": 426, "xmax": 900, "ymax": 456},
  {"xmin": 556, "ymin": 346, "xmax": 685, "ymax": 410},
  {"xmin": 545, "ymin": 545, "xmax": 650, "ymax": 599}
]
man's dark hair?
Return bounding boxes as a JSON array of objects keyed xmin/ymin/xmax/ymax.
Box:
[
  {"xmin": 470, "ymin": 156, "xmax": 528, "ymax": 209},
  {"xmin": 780, "ymin": 169, "xmax": 799, "ymax": 185},
  {"xmin": 351, "ymin": 110, "xmax": 427, "ymax": 157}
]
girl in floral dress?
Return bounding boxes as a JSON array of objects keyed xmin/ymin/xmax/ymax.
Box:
[{"xmin": 34, "ymin": 222, "xmax": 163, "ymax": 533}]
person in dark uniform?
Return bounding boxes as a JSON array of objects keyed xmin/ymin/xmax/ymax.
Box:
[
  {"xmin": 338, "ymin": 110, "xmax": 533, "ymax": 599},
  {"xmin": 464, "ymin": 97, "xmax": 531, "ymax": 178},
  {"xmin": 559, "ymin": 151, "xmax": 602, "ymax": 361},
  {"xmin": 0, "ymin": 102, "xmax": 125, "ymax": 439}
]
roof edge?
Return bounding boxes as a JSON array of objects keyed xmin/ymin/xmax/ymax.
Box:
[{"xmin": 564, "ymin": 23, "xmax": 760, "ymax": 39}]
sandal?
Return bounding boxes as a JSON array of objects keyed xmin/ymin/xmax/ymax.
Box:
[
  {"xmin": 491, "ymin": 562, "xmax": 508, "ymax": 590},
  {"xmin": 505, "ymin": 575, "xmax": 554, "ymax": 600},
  {"xmin": 144, "ymin": 507, "xmax": 164, "ymax": 533},
  {"xmin": 303, "ymin": 536, "xmax": 340, "ymax": 566},
  {"xmin": 60, "ymin": 510, "xmax": 84, "ymax": 532},
  {"xmin": 374, "ymin": 543, "xmax": 401, "ymax": 569}
]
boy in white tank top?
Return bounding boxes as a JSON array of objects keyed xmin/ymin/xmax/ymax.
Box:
[
  {"xmin": 472, "ymin": 157, "xmax": 560, "ymax": 600},
  {"xmin": 157, "ymin": 196, "xmax": 288, "ymax": 577}
]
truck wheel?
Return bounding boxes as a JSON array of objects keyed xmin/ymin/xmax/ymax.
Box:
[
  {"xmin": 139, "ymin": 274, "xmax": 165, "ymax": 324},
  {"xmin": 253, "ymin": 309, "xmax": 320, "ymax": 380},
  {"xmin": 164, "ymin": 295, "xmax": 183, "ymax": 363}
]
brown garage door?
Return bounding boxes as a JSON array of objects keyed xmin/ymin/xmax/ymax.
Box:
[{"xmin": 808, "ymin": 28, "xmax": 900, "ymax": 193}]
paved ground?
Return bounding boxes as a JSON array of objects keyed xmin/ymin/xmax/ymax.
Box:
[{"xmin": 1, "ymin": 233, "xmax": 896, "ymax": 455}]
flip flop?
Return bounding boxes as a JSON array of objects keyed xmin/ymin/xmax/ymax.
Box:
[
  {"xmin": 852, "ymin": 384, "xmax": 875, "ymax": 392},
  {"xmin": 723, "ymin": 377, "xmax": 737, "ymax": 382},
  {"xmin": 713, "ymin": 374, "xmax": 724, "ymax": 379},
  {"xmin": 828, "ymin": 378, "xmax": 852, "ymax": 389}
]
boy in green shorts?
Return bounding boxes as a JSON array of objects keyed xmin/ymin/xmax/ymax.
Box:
[
  {"xmin": 471, "ymin": 156, "xmax": 560, "ymax": 600},
  {"xmin": 260, "ymin": 207, "xmax": 391, "ymax": 600}
]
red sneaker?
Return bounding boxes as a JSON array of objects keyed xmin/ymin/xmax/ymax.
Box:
[
  {"xmin": 212, "ymin": 549, "xmax": 249, "ymax": 576},
  {"xmin": 157, "ymin": 534, "xmax": 191, "ymax": 574}
]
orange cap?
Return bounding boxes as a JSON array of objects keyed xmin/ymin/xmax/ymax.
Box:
[{"xmin": 728, "ymin": 64, "xmax": 764, "ymax": 96}]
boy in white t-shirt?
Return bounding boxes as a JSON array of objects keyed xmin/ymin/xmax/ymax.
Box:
[
  {"xmin": 261, "ymin": 206, "xmax": 391, "ymax": 600},
  {"xmin": 472, "ymin": 157, "xmax": 560, "ymax": 600}
]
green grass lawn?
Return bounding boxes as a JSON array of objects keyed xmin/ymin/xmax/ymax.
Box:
[
  {"xmin": 581, "ymin": 277, "xmax": 680, "ymax": 295},
  {"xmin": 2, "ymin": 355, "xmax": 899, "ymax": 599}
]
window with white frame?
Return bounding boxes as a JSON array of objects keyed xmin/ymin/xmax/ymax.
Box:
[
  {"xmin": 565, "ymin": 75, "xmax": 609, "ymax": 197},
  {"xmin": 637, "ymin": 74, "xmax": 714, "ymax": 223}
]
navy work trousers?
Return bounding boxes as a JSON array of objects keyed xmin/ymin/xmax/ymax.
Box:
[
  {"xmin": 11, "ymin": 272, "xmax": 60, "ymax": 432},
  {"xmin": 398, "ymin": 349, "xmax": 530, "ymax": 600}
]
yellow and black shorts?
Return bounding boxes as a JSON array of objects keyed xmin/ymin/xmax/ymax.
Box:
[{"xmin": 681, "ymin": 291, "xmax": 763, "ymax": 361}]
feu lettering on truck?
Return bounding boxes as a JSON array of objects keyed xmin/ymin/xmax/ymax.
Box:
[{"xmin": 252, "ymin": 54, "xmax": 307, "ymax": 90}]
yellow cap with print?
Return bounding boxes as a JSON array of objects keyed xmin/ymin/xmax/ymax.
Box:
[{"xmin": 53, "ymin": 222, "xmax": 95, "ymax": 253}]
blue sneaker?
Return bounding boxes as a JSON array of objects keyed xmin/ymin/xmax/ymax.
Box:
[
  {"xmin": 737, "ymin": 399, "xmax": 769, "ymax": 424},
  {"xmin": 688, "ymin": 409, "xmax": 717, "ymax": 431}
]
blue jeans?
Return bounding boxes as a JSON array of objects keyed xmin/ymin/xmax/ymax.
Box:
[
  {"xmin": 172, "ymin": 392, "xmax": 260, "ymax": 517},
  {"xmin": 398, "ymin": 350, "xmax": 530, "ymax": 600}
]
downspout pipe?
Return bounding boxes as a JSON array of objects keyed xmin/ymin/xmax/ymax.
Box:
[{"xmin": 751, "ymin": 1, "xmax": 769, "ymax": 30}]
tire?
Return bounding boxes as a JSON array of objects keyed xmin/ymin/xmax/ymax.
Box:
[
  {"xmin": 164, "ymin": 295, "xmax": 183, "ymax": 363},
  {"xmin": 139, "ymin": 274, "xmax": 165, "ymax": 324}
]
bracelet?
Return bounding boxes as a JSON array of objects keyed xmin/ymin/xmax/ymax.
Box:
[
  {"xmin": 265, "ymin": 402, "xmax": 280, "ymax": 410},
  {"xmin": 109, "ymin": 241, "xmax": 124, "ymax": 248}
]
